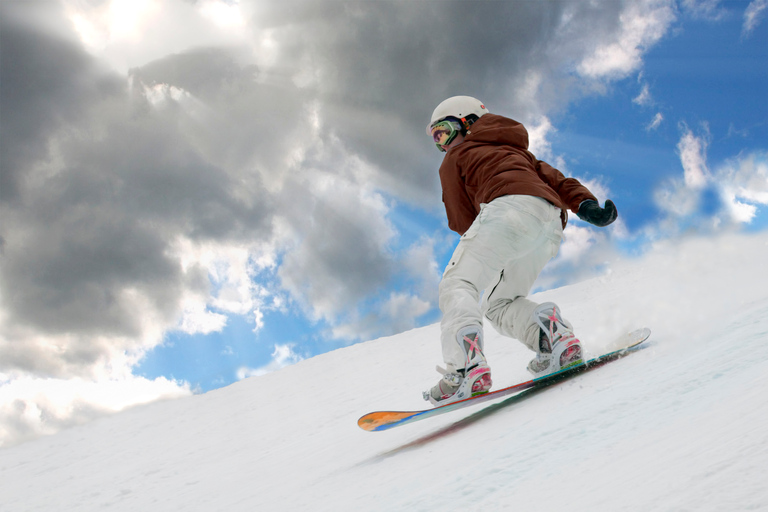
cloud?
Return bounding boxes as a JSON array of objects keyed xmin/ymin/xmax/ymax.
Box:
[
  {"xmin": 236, "ymin": 343, "xmax": 304, "ymax": 379},
  {"xmin": 655, "ymin": 128, "xmax": 768, "ymax": 229},
  {"xmin": 172, "ymin": 238, "xmax": 274, "ymax": 331},
  {"xmin": 680, "ymin": 0, "xmax": 727, "ymax": 20},
  {"xmin": 743, "ymin": 0, "xmax": 768, "ymax": 37},
  {"xmin": 276, "ymin": 169, "xmax": 397, "ymax": 324},
  {"xmin": 676, "ymin": 124, "xmax": 711, "ymax": 188},
  {"xmin": 646, "ymin": 112, "xmax": 664, "ymax": 131},
  {"xmin": 0, "ymin": 373, "xmax": 190, "ymax": 448},
  {"xmin": 717, "ymin": 152, "xmax": 768, "ymax": 223},
  {"xmin": 401, "ymin": 237, "xmax": 442, "ymax": 299},
  {"xmin": 62, "ymin": 0, "xmax": 249, "ymax": 73},
  {"xmin": 331, "ymin": 291, "xmax": 432, "ymax": 342},
  {"xmin": 653, "ymin": 127, "xmax": 715, "ymax": 223},
  {"xmin": 177, "ymin": 301, "xmax": 228, "ymax": 336},
  {"xmin": 633, "ymin": 83, "xmax": 653, "ymax": 106},
  {"xmin": 526, "ymin": 116, "xmax": 557, "ymax": 161},
  {"xmin": 0, "ymin": 3, "xmax": 273, "ymax": 441},
  {"xmin": 559, "ymin": 224, "xmax": 609, "ymax": 264},
  {"xmin": 576, "ymin": 1, "xmax": 675, "ymax": 80}
]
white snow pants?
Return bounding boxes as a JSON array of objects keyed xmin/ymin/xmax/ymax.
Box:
[{"xmin": 439, "ymin": 195, "xmax": 564, "ymax": 369}]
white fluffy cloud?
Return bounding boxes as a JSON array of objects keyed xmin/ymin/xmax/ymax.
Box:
[
  {"xmin": 718, "ymin": 152, "xmax": 768, "ymax": 223},
  {"xmin": 527, "ymin": 116, "xmax": 557, "ymax": 161},
  {"xmin": 236, "ymin": 343, "xmax": 304, "ymax": 379},
  {"xmin": 0, "ymin": 373, "xmax": 190, "ymax": 447},
  {"xmin": 677, "ymin": 125, "xmax": 711, "ymax": 189},
  {"xmin": 655, "ymin": 128, "xmax": 768, "ymax": 227},
  {"xmin": 577, "ymin": 1, "xmax": 675, "ymax": 80}
]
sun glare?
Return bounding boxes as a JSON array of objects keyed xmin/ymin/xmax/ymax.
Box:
[
  {"xmin": 107, "ymin": 0, "xmax": 159, "ymax": 42},
  {"xmin": 198, "ymin": 0, "xmax": 245, "ymax": 28},
  {"xmin": 64, "ymin": 0, "xmax": 159, "ymax": 51}
]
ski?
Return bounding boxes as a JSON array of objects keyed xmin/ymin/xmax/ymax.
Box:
[{"xmin": 358, "ymin": 327, "xmax": 651, "ymax": 432}]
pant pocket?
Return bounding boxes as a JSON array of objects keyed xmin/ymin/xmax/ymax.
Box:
[
  {"xmin": 443, "ymin": 243, "xmax": 466, "ymax": 277},
  {"xmin": 444, "ymin": 206, "xmax": 485, "ymax": 277}
]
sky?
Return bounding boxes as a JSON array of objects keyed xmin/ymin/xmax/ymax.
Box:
[{"xmin": 0, "ymin": 0, "xmax": 767, "ymax": 447}]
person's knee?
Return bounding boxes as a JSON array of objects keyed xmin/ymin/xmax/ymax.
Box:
[
  {"xmin": 484, "ymin": 298, "xmax": 512, "ymax": 330},
  {"xmin": 439, "ymin": 276, "xmax": 478, "ymax": 310}
]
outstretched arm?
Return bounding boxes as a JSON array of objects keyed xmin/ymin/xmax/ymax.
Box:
[{"xmin": 536, "ymin": 160, "xmax": 597, "ymax": 212}]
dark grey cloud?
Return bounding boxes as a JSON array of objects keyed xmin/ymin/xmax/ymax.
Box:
[
  {"xmin": 251, "ymin": 1, "xmax": 544, "ymax": 203},
  {"xmin": 0, "ymin": 4, "xmax": 275, "ymax": 376},
  {"xmin": 243, "ymin": 0, "xmax": 637, "ymax": 207},
  {"xmin": 0, "ymin": 1, "xmax": 120, "ymax": 203},
  {"xmin": 276, "ymin": 174, "xmax": 396, "ymax": 321},
  {"xmin": 128, "ymin": 46, "xmax": 311, "ymax": 177},
  {"xmin": 129, "ymin": 47, "xmax": 261, "ymax": 104},
  {"xmin": 125, "ymin": 38, "xmax": 408, "ymax": 321}
]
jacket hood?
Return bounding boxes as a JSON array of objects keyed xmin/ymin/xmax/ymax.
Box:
[{"xmin": 465, "ymin": 114, "xmax": 529, "ymax": 150}]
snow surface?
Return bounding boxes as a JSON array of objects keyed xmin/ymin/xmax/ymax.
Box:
[{"xmin": 1, "ymin": 233, "xmax": 767, "ymax": 511}]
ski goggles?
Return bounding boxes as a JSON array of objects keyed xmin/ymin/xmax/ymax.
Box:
[{"xmin": 429, "ymin": 119, "xmax": 463, "ymax": 151}]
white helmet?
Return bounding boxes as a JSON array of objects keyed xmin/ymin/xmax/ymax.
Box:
[{"xmin": 426, "ymin": 95, "xmax": 490, "ymax": 135}]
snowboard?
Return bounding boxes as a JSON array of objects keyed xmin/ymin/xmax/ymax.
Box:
[{"xmin": 358, "ymin": 327, "xmax": 651, "ymax": 432}]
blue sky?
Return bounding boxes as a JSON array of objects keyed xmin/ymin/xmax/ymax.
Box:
[{"xmin": 1, "ymin": 0, "xmax": 767, "ymax": 445}]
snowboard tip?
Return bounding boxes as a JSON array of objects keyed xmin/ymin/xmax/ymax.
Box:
[{"xmin": 358, "ymin": 411, "xmax": 415, "ymax": 431}]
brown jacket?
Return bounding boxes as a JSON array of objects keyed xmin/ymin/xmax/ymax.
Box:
[{"xmin": 439, "ymin": 113, "xmax": 597, "ymax": 235}]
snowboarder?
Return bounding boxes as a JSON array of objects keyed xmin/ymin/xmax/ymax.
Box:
[{"xmin": 424, "ymin": 96, "xmax": 618, "ymax": 406}]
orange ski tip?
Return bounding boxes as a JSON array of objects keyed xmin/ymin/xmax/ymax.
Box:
[{"xmin": 358, "ymin": 411, "xmax": 414, "ymax": 431}]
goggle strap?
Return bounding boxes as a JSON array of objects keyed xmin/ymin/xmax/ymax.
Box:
[{"xmin": 460, "ymin": 115, "xmax": 479, "ymax": 130}]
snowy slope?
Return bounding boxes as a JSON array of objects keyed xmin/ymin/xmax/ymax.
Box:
[{"xmin": 1, "ymin": 233, "xmax": 767, "ymax": 511}]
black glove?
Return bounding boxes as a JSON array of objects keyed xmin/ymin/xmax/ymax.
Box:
[{"xmin": 576, "ymin": 199, "xmax": 618, "ymax": 227}]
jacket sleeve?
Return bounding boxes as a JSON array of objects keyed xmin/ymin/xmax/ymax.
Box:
[
  {"xmin": 536, "ymin": 160, "xmax": 597, "ymax": 213},
  {"xmin": 440, "ymin": 159, "xmax": 477, "ymax": 235}
]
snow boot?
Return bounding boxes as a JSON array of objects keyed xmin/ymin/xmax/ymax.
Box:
[
  {"xmin": 424, "ymin": 327, "xmax": 492, "ymax": 406},
  {"xmin": 527, "ymin": 302, "xmax": 583, "ymax": 377}
]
